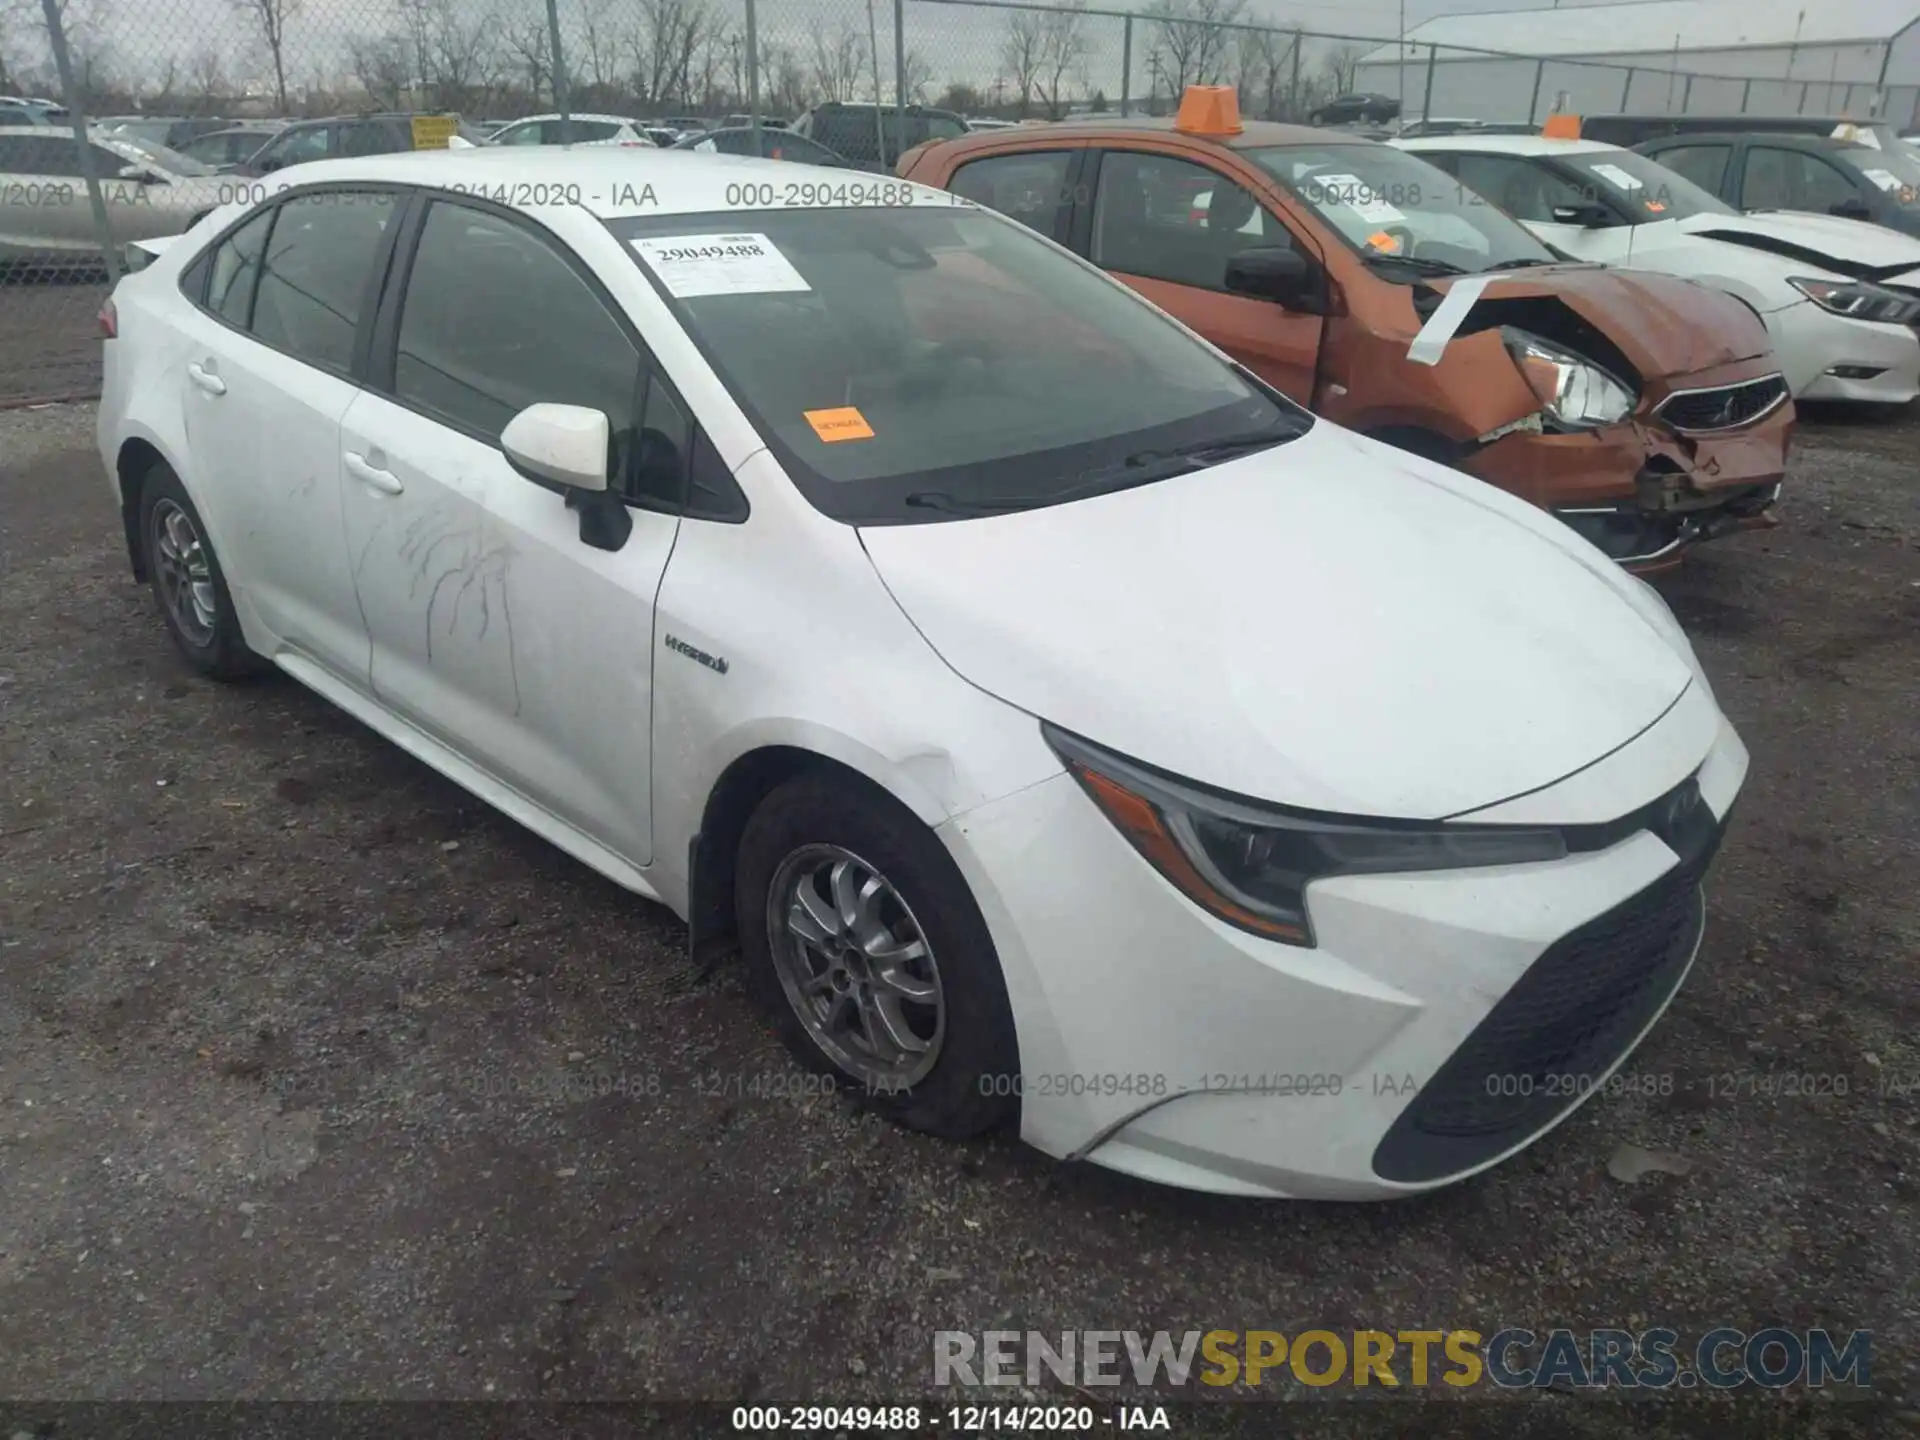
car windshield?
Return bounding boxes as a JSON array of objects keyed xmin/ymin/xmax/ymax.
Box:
[
  {"xmin": 1245, "ymin": 142, "xmax": 1557, "ymax": 273},
  {"xmin": 610, "ymin": 205, "xmax": 1309, "ymax": 523},
  {"xmin": 1561, "ymin": 147, "xmax": 1735, "ymax": 221},
  {"xmin": 1837, "ymin": 142, "xmax": 1920, "ymax": 205},
  {"xmin": 109, "ymin": 133, "xmax": 216, "ymax": 176}
]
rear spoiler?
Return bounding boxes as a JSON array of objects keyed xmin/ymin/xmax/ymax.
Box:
[{"xmin": 121, "ymin": 233, "xmax": 183, "ymax": 272}]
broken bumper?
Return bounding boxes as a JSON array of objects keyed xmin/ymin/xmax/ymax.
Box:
[{"xmin": 1461, "ymin": 407, "xmax": 1791, "ymax": 571}]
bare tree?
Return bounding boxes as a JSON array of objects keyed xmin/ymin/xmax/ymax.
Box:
[
  {"xmin": 1145, "ymin": 0, "xmax": 1243, "ymax": 95},
  {"xmin": 764, "ymin": 40, "xmax": 808, "ymax": 114},
  {"xmin": 503, "ymin": 16, "xmax": 549, "ymax": 105},
  {"xmin": 901, "ymin": 47, "xmax": 933, "ymax": 104},
  {"xmin": 347, "ymin": 32, "xmax": 411, "ymax": 110},
  {"xmin": 1323, "ymin": 43, "xmax": 1363, "ymax": 97},
  {"xmin": 1034, "ymin": 1, "xmax": 1086, "ymax": 119},
  {"xmin": 395, "ymin": 0, "xmax": 500, "ymax": 112},
  {"xmin": 187, "ymin": 44, "xmax": 227, "ymax": 110},
  {"xmin": 999, "ymin": 11, "xmax": 1043, "ymax": 117},
  {"xmin": 1235, "ymin": 25, "xmax": 1290, "ymax": 120},
  {"xmin": 148, "ymin": 51, "xmax": 180, "ymax": 108},
  {"xmin": 807, "ymin": 18, "xmax": 864, "ymax": 104},
  {"xmin": 234, "ymin": 0, "xmax": 299, "ymax": 113},
  {"xmin": 628, "ymin": 0, "xmax": 713, "ymax": 109},
  {"xmin": 576, "ymin": 0, "xmax": 623, "ymax": 101}
]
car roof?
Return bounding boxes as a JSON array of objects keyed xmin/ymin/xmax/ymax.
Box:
[
  {"xmin": 239, "ymin": 147, "xmax": 942, "ymax": 216},
  {"xmin": 1640, "ymin": 130, "xmax": 1851, "ymax": 151},
  {"xmin": 1396, "ymin": 133, "xmax": 1618, "ymax": 156},
  {"xmin": 500, "ymin": 112, "xmax": 641, "ymax": 125},
  {"xmin": 927, "ymin": 116, "xmax": 1373, "ymax": 156}
]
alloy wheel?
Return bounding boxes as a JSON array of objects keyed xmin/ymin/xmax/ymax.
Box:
[
  {"xmin": 151, "ymin": 499, "xmax": 217, "ymax": 646},
  {"xmin": 766, "ymin": 844, "xmax": 946, "ymax": 1089}
]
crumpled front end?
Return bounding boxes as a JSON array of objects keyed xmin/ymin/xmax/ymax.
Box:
[
  {"xmin": 1367, "ymin": 271, "xmax": 1794, "ymax": 572},
  {"xmin": 1462, "ymin": 367, "xmax": 1793, "ymax": 572}
]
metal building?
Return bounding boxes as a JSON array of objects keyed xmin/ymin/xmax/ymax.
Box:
[{"xmin": 1354, "ymin": 0, "xmax": 1920, "ymax": 128}]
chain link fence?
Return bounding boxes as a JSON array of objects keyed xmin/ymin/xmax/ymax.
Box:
[{"xmin": 5, "ymin": 0, "xmax": 1917, "ymax": 403}]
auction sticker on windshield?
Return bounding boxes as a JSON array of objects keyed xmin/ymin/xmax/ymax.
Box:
[
  {"xmin": 630, "ymin": 233, "xmax": 811, "ymax": 298},
  {"xmin": 803, "ymin": 406, "xmax": 875, "ymax": 442}
]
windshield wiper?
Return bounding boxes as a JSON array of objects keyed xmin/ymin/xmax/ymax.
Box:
[
  {"xmin": 903, "ymin": 426, "xmax": 1302, "ymax": 516},
  {"xmin": 1119, "ymin": 426, "xmax": 1302, "ymax": 468},
  {"xmin": 1362, "ymin": 252, "xmax": 1468, "ymax": 275},
  {"xmin": 1484, "ymin": 257, "xmax": 1556, "ymax": 270}
]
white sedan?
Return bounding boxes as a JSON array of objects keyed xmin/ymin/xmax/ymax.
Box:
[
  {"xmin": 1397, "ymin": 134, "xmax": 1920, "ymax": 404},
  {"xmin": 98, "ymin": 147, "xmax": 1748, "ymax": 1200},
  {"xmin": 485, "ymin": 112, "xmax": 657, "ymax": 147}
]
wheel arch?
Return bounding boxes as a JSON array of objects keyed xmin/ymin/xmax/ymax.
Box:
[
  {"xmin": 683, "ymin": 729, "xmax": 954, "ymax": 958},
  {"xmin": 114, "ymin": 434, "xmax": 171, "ymax": 581}
]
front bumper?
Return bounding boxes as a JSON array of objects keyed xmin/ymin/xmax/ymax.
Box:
[
  {"xmin": 940, "ymin": 687, "xmax": 1748, "ymax": 1200},
  {"xmin": 1462, "ymin": 400, "xmax": 1791, "ymax": 571},
  {"xmin": 1772, "ymin": 299, "xmax": 1920, "ymax": 403}
]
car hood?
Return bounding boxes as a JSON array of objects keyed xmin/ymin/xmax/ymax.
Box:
[
  {"xmin": 1675, "ymin": 209, "xmax": 1920, "ymax": 284},
  {"xmin": 1424, "ymin": 263, "xmax": 1769, "ymax": 379},
  {"xmin": 859, "ymin": 424, "xmax": 1694, "ymax": 820}
]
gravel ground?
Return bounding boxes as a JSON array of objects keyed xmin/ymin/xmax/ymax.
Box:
[
  {"xmin": 0, "ymin": 276, "xmax": 109, "ymax": 406},
  {"xmin": 0, "ymin": 399, "xmax": 1916, "ymax": 1430}
]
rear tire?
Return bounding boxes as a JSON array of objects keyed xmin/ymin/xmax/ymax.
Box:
[
  {"xmin": 734, "ymin": 772, "xmax": 1019, "ymax": 1139},
  {"xmin": 138, "ymin": 461, "xmax": 262, "ymax": 680}
]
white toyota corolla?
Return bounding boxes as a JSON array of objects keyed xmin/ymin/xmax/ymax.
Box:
[{"xmin": 97, "ymin": 147, "xmax": 1749, "ymax": 1200}]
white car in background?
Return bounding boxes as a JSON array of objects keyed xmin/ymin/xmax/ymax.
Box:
[
  {"xmin": 485, "ymin": 113, "xmax": 657, "ymax": 148},
  {"xmin": 1398, "ymin": 134, "xmax": 1920, "ymax": 405},
  {"xmin": 97, "ymin": 146, "xmax": 1747, "ymax": 1200},
  {"xmin": 0, "ymin": 125, "xmax": 227, "ymax": 265}
]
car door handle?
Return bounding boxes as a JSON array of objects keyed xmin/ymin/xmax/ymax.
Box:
[
  {"xmin": 186, "ymin": 362, "xmax": 226, "ymax": 396},
  {"xmin": 344, "ymin": 451, "xmax": 404, "ymax": 495}
]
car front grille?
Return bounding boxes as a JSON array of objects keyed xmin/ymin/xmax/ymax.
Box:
[
  {"xmin": 1653, "ymin": 374, "xmax": 1790, "ymax": 433},
  {"xmin": 1371, "ymin": 810, "xmax": 1724, "ymax": 1185}
]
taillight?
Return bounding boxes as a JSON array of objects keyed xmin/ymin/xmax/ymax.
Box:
[{"xmin": 98, "ymin": 297, "xmax": 117, "ymax": 339}]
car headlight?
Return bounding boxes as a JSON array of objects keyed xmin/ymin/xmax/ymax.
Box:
[
  {"xmin": 1045, "ymin": 725, "xmax": 1568, "ymax": 948},
  {"xmin": 1501, "ymin": 328, "xmax": 1636, "ymax": 428},
  {"xmin": 1788, "ymin": 276, "xmax": 1920, "ymax": 324}
]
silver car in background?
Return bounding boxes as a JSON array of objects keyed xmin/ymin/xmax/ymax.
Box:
[{"xmin": 0, "ymin": 126, "xmax": 230, "ymax": 268}]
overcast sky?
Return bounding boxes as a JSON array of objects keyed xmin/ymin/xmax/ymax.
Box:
[{"xmin": 15, "ymin": 0, "xmax": 1657, "ymax": 102}]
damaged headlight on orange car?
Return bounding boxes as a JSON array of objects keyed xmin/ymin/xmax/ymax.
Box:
[{"xmin": 1502, "ymin": 328, "xmax": 1636, "ymax": 429}]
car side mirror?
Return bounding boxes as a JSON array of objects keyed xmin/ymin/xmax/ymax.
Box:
[
  {"xmin": 1829, "ymin": 196, "xmax": 1873, "ymax": 220},
  {"xmin": 117, "ymin": 163, "xmax": 158, "ymax": 183},
  {"xmin": 1549, "ymin": 202, "xmax": 1614, "ymax": 228},
  {"xmin": 1224, "ymin": 246, "xmax": 1321, "ymax": 311},
  {"xmin": 501, "ymin": 403, "xmax": 631, "ymax": 552}
]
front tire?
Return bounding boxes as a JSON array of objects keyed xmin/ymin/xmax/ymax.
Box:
[
  {"xmin": 138, "ymin": 461, "xmax": 260, "ymax": 680},
  {"xmin": 734, "ymin": 772, "xmax": 1019, "ymax": 1139}
]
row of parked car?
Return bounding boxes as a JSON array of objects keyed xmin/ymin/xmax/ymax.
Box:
[{"xmin": 94, "ymin": 86, "xmax": 1781, "ymax": 1200}]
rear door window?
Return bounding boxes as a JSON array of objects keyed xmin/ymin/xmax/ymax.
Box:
[
  {"xmin": 1741, "ymin": 146, "xmax": 1861, "ymax": 211},
  {"xmin": 249, "ymin": 190, "xmax": 397, "ymax": 372},
  {"xmin": 260, "ymin": 125, "xmax": 334, "ymax": 168},
  {"xmin": 207, "ymin": 208, "xmax": 273, "ymax": 325},
  {"xmin": 0, "ymin": 134, "xmax": 81, "ymax": 176}
]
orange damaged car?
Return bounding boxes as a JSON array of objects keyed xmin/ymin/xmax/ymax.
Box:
[{"xmin": 898, "ymin": 88, "xmax": 1793, "ymax": 570}]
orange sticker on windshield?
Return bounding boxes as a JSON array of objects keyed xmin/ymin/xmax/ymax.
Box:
[
  {"xmin": 1366, "ymin": 230, "xmax": 1402, "ymax": 252},
  {"xmin": 804, "ymin": 406, "xmax": 875, "ymax": 442},
  {"xmin": 1644, "ymin": 200, "xmax": 1667, "ymax": 212}
]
